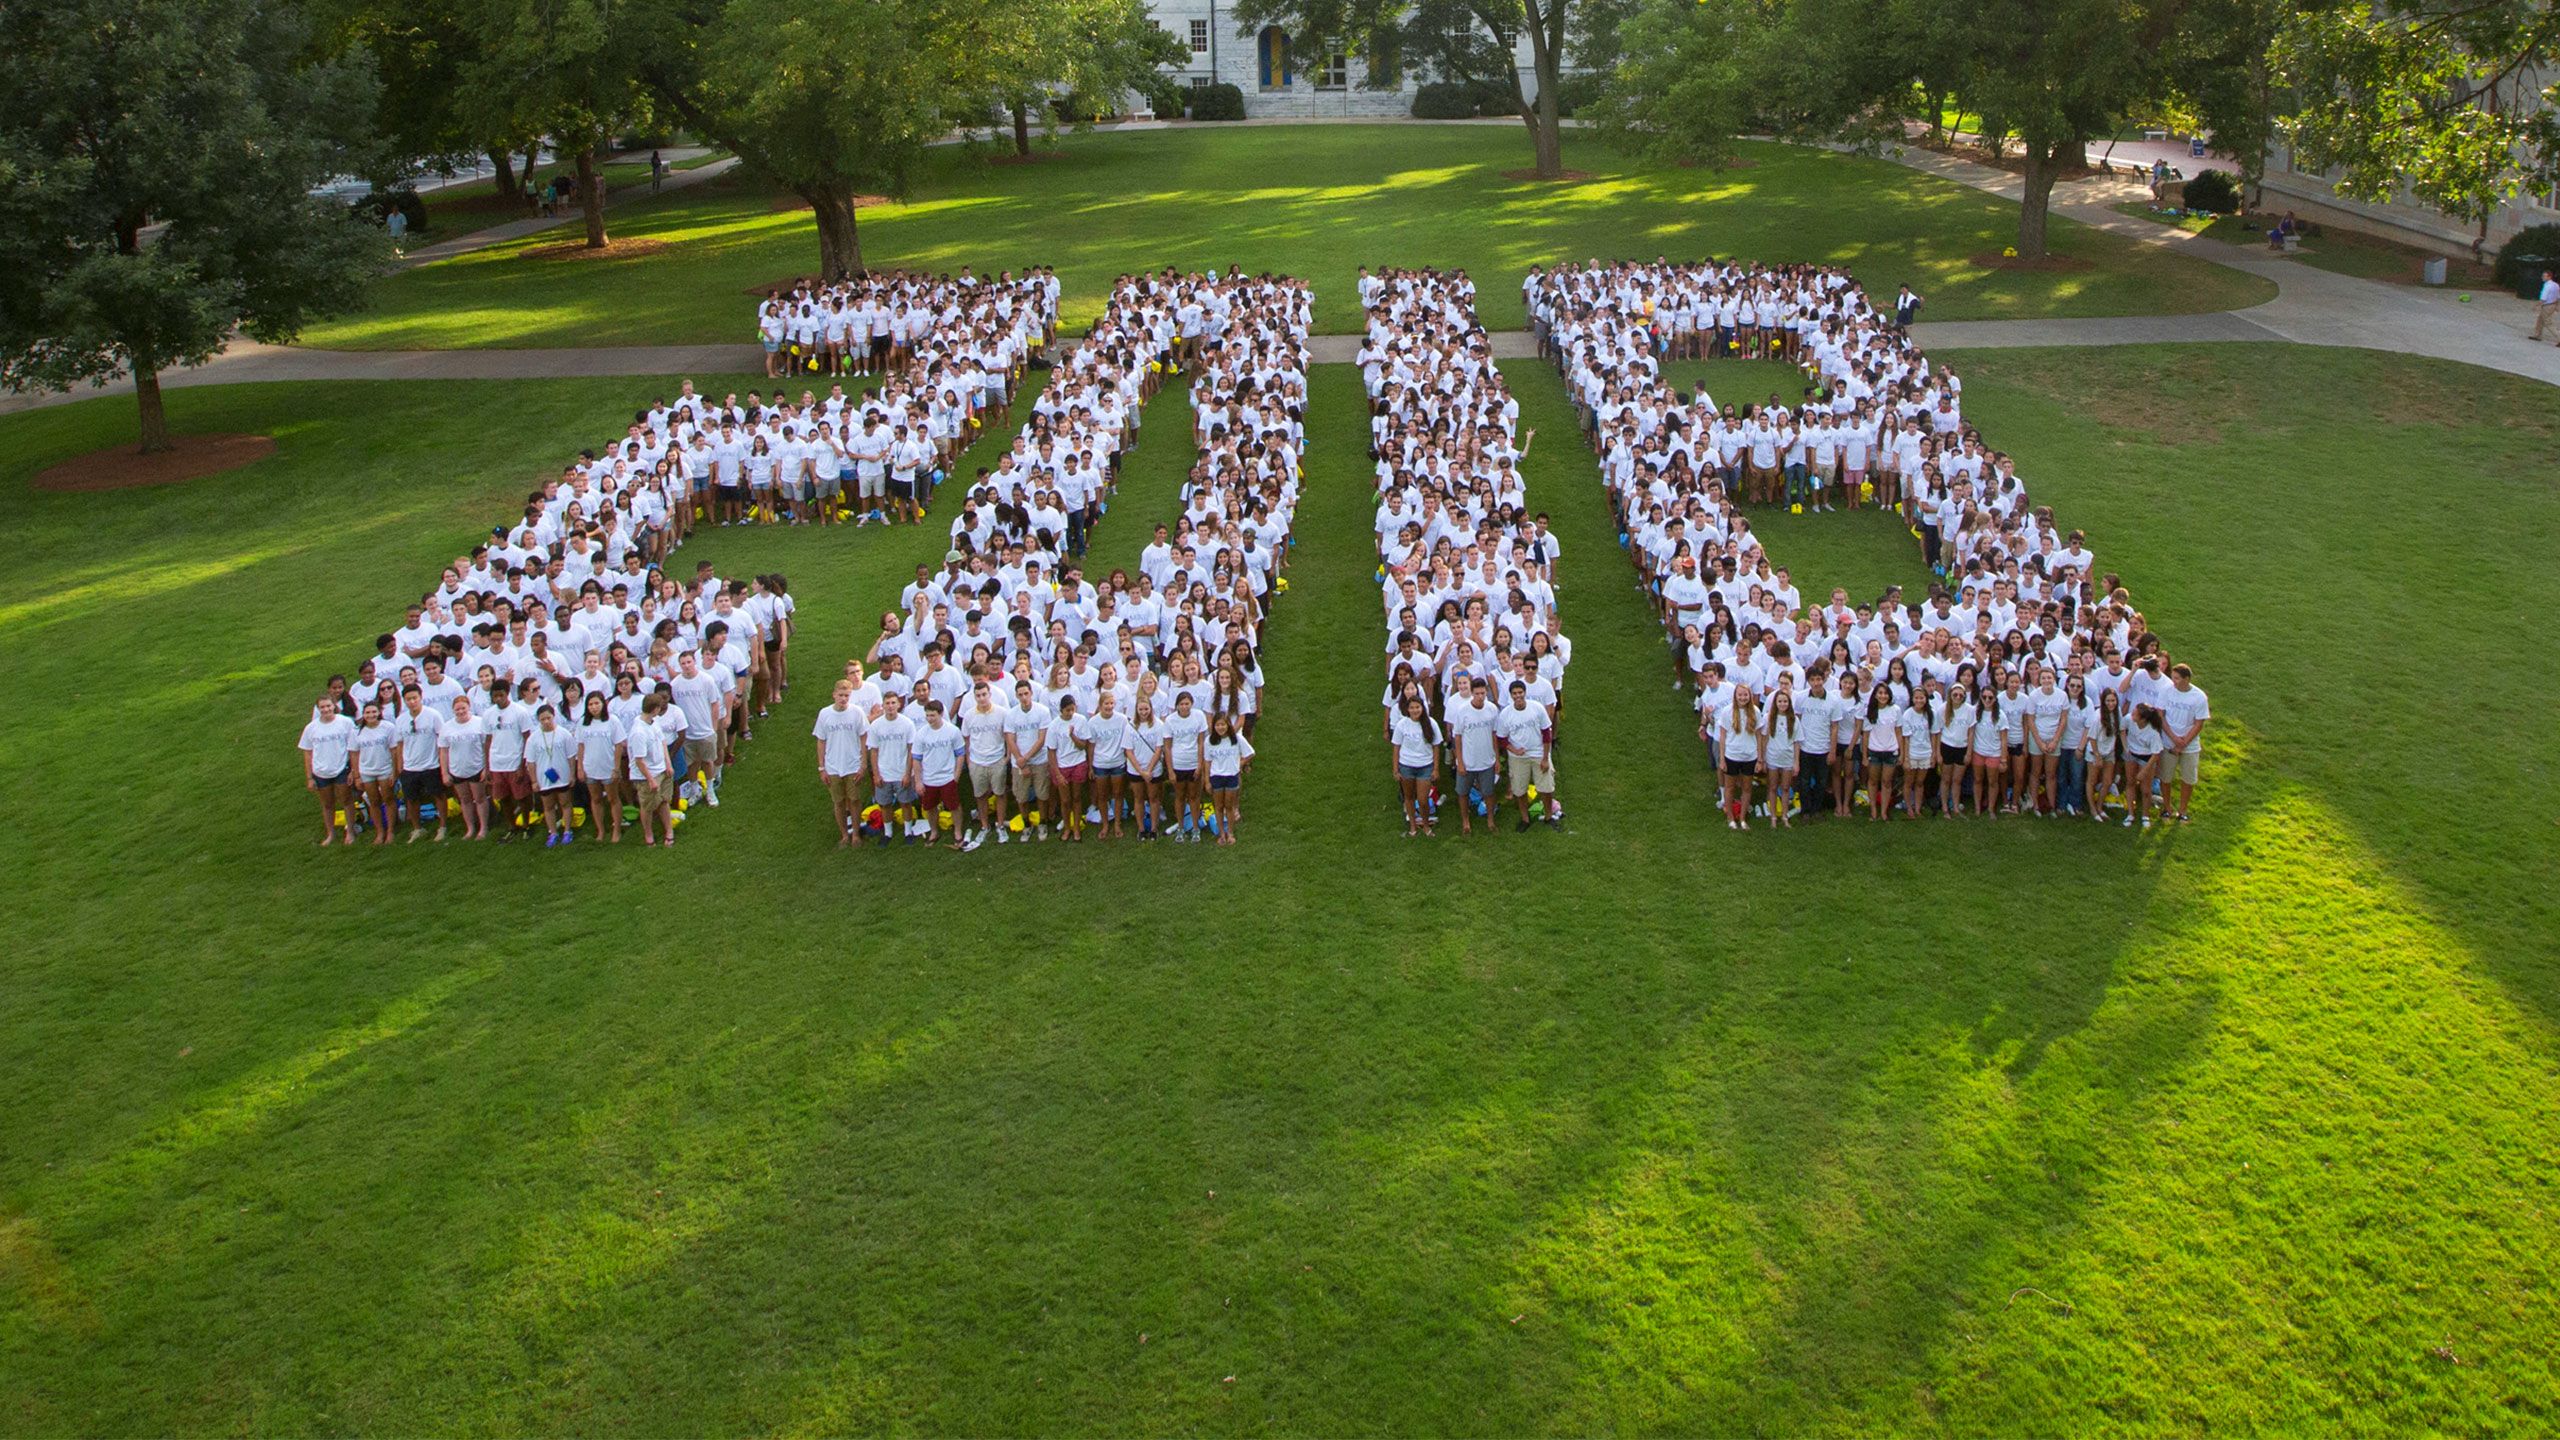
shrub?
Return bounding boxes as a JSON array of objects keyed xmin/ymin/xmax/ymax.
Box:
[
  {"xmin": 2494, "ymin": 222, "xmax": 2560, "ymax": 289},
  {"xmin": 1134, "ymin": 73, "xmax": 1187, "ymax": 120},
  {"xmin": 1048, "ymin": 90, "xmax": 1110, "ymax": 124},
  {"xmin": 2181, "ymin": 168, "xmax": 2240, "ymax": 215},
  {"xmin": 1189, "ymin": 82, "xmax": 1246, "ymax": 122},
  {"xmin": 1550, "ymin": 71, "xmax": 1605, "ymax": 119},
  {"xmin": 1411, "ymin": 81, "xmax": 1478, "ymax": 119}
]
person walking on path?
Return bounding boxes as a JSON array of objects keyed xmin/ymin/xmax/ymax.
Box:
[{"xmin": 2536, "ymin": 270, "xmax": 2559, "ymax": 343}]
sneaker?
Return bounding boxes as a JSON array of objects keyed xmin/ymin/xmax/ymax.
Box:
[
  {"xmin": 995, "ymin": 827, "xmax": 1009, "ymax": 845},
  {"xmin": 1516, "ymin": 817, "xmax": 1531, "ymax": 832},
  {"xmin": 2124, "ymin": 815, "xmax": 2136, "ymax": 828},
  {"xmin": 705, "ymin": 780, "xmax": 721, "ymax": 808},
  {"xmin": 962, "ymin": 832, "xmax": 986, "ymax": 852}
]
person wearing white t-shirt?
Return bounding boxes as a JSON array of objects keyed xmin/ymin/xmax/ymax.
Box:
[
  {"xmin": 524, "ymin": 703, "xmax": 580, "ymax": 846},
  {"xmin": 390, "ymin": 686, "xmax": 448, "ymax": 843},
  {"xmin": 812, "ymin": 677, "xmax": 871, "ymax": 846},
  {"xmin": 2157, "ymin": 662, "xmax": 2209, "ymax": 821},
  {"xmin": 2021, "ymin": 666, "xmax": 2070, "ymax": 816},
  {"xmin": 1202, "ymin": 711, "xmax": 1254, "ymax": 846},
  {"xmin": 957, "ymin": 679, "xmax": 1014, "ymax": 845},
  {"xmin": 1161, "ymin": 692, "xmax": 1212, "ymax": 842},
  {"xmin": 439, "ymin": 693, "xmax": 494, "ymax": 840},
  {"xmin": 1387, "ymin": 692, "xmax": 1443, "ymax": 837},
  {"xmin": 1496, "ymin": 680, "xmax": 1557, "ymax": 828},
  {"xmin": 1003, "ymin": 680, "xmax": 1054, "ymax": 838},
  {"xmin": 911, "ymin": 701, "xmax": 968, "ymax": 846},
  {"xmin": 1444, "ymin": 677, "xmax": 1503, "ymax": 837},
  {"xmin": 298, "ymin": 689, "xmax": 358, "ymax": 846}
]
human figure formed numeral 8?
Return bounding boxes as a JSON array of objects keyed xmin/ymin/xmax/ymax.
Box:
[{"xmin": 1528, "ymin": 259, "xmax": 2206, "ymax": 832}]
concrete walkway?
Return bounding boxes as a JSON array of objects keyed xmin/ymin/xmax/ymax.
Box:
[
  {"xmin": 1864, "ymin": 140, "xmax": 2560, "ymax": 383},
  {"xmin": 13, "ymin": 127, "xmax": 2560, "ymax": 420}
]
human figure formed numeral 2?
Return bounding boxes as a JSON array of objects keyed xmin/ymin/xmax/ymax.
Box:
[{"xmin": 296, "ymin": 270, "xmax": 1056, "ymax": 848}]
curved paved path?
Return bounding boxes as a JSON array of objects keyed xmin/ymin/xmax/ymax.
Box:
[{"xmin": 9, "ymin": 128, "xmax": 2557, "ymax": 420}]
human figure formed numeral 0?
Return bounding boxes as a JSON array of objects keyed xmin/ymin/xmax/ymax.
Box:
[
  {"xmin": 814, "ymin": 270, "xmax": 1311, "ymax": 850},
  {"xmin": 296, "ymin": 271, "xmax": 1056, "ymax": 849},
  {"xmin": 1526, "ymin": 259, "xmax": 2206, "ymax": 831}
]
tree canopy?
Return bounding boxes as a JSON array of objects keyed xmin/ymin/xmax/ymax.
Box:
[{"xmin": 0, "ymin": 0, "xmax": 386, "ymax": 450}]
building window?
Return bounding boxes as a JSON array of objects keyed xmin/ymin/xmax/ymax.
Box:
[
  {"xmin": 1314, "ymin": 41, "xmax": 1349, "ymax": 90},
  {"xmin": 1190, "ymin": 75, "xmax": 1212, "ymax": 90},
  {"xmin": 1189, "ymin": 19, "xmax": 1209, "ymax": 53}
]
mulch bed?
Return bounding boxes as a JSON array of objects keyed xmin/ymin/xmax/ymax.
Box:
[
  {"xmin": 1968, "ymin": 250, "xmax": 2095, "ymax": 273},
  {"xmin": 32, "ymin": 433, "xmax": 276, "ymax": 493},
  {"xmin": 522, "ymin": 236, "xmax": 674, "ymax": 262},
  {"xmin": 1501, "ymin": 168, "xmax": 1598, "ymax": 182}
]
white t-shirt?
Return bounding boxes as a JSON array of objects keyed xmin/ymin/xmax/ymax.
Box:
[
  {"xmin": 813, "ymin": 704, "xmax": 868, "ymax": 776},
  {"xmin": 1496, "ymin": 702, "xmax": 1550, "ymax": 759},
  {"xmin": 1163, "ymin": 710, "xmax": 1211, "ymax": 770},
  {"xmin": 959, "ymin": 704, "xmax": 1010, "ymax": 766},
  {"xmin": 913, "ymin": 721, "xmax": 965, "ymax": 785},
  {"xmin": 299, "ymin": 713, "xmax": 356, "ymax": 775},
  {"xmin": 2159, "ymin": 684, "xmax": 2210, "ymax": 752},
  {"xmin": 1445, "ymin": 699, "xmax": 1501, "ymax": 771}
]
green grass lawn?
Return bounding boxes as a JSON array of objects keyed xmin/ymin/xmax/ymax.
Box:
[
  {"xmin": 303, "ymin": 126, "xmax": 2274, "ymax": 351},
  {"xmin": 1, "ymin": 340, "xmax": 2554, "ymax": 1433}
]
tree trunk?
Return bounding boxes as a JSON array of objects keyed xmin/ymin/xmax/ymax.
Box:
[
  {"xmin": 2017, "ymin": 141, "xmax": 2060, "ymax": 260},
  {"xmin": 1531, "ymin": 70, "xmax": 1563, "ymax": 178},
  {"xmin": 808, "ymin": 187, "xmax": 863, "ymax": 280},
  {"xmin": 488, "ymin": 148, "xmax": 519, "ymax": 204},
  {"xmin": 134, "ymin": 362, "xmax": 170, "ymax": 454},
  {"xmin": 1012, "ymin": 101, "xmax": 1032, "ymax": 158},
  {"xmin": 576, "ymin": 144, "xmax": 608, "ymax": 248}
]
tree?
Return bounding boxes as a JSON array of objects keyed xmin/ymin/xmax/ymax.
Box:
[
  {"xmin": 642, "ymin": 0, "xmax": 1009, "ymax": 279},
  {"xmin": 459, "ymin": 0, "xmax": 648, "ymax": 249},
  {"xmin": 1232, "ymin": 0, "xmax": 1611, "ymax": 178},
  {"xmin": 2275, "ymin": 0, "xmax": 2560, "ymax": 232},
  {"xmin": 0, "ymin": 0, "xmax": 385, "ymax": 452},
  {"xmin": 980, "ymin": 0, "xmax": 1187, "ymax": 158},
  {"xmin": 1603, "ymin": 0, "xmax": 2203, "ymax": 258}
]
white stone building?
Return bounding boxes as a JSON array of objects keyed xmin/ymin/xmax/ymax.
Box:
[{"xmin": 1141, "ymin": 2, "xmax": 1553, "ymax": 119}]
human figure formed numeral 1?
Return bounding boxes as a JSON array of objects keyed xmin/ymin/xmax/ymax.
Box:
[
  {"xmin": 1527, "ymin": 258, "xmax": 2206, "ymax": 831},
  {"xmin": 813, "ymin": 270, "xmax": 1311, "ymax": 850},
  {"xmin": 295, "ymin": 271, "xmax": 1056, "ymax": 848}
]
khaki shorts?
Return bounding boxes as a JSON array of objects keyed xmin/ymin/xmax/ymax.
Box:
[
  {"xmin": 1011, "ymin": 764, "xmax": 1050, "ymax": 803},
  {"xmin": 968, "ymin": 760, "xmax": 1007, "ymax": 797},
  {"xmin": 825, "ymin": 771, "xmax": 865, "ymax": 808},
  {"xmin": 2162, "ymin": 748, "xmax": 2200, "ymax": 785},
  {"xmin": 1506, "ymin": 754, "xmax": 1555, "ymax": 794}
]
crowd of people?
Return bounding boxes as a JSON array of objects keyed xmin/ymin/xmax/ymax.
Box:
[
  {"xmin": 293, "ymin": 272, "xmax": 1062, "ymax": 847},
  {"xmin": 1527, "ymin": 258, "xmax": 2208, "ymax": 830},
  {"xmin": 1359, "ymin": 266, "xmax": 1567, "ymax": 838},
  {"xmin": 728, "ymin": 270, "xmax": 1059, "ymax": 524},
  {"xmin": 814, "ymin": 269, "xmax": 1312, "ymax": 850}
]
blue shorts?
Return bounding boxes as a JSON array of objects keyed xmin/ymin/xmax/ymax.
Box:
[{"xmin": 1396, "ymin": 761, "xmax": 1433, "ymax": 782}]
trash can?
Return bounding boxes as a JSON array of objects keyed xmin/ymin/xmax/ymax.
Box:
[
  {"xmin": 2422, "ymin": 256, "xmax": 2448, "ymax": 286},
  {"xmin": 2514, "ymin": 257, "xmax": 2548, "ymax": 300}
]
